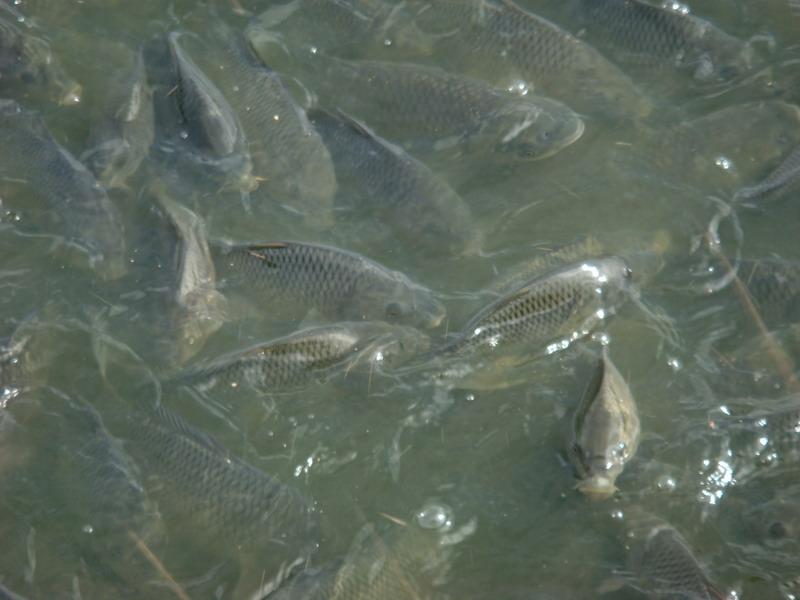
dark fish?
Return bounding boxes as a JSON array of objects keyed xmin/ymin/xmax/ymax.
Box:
[
  {"xmin": 212, "ymin": 241, "xmax": 446, "ymax": 329},
  {"xmin": 361, "ymin": 0, "xmax": 653, "ymax": 121},
  {"xmin": 575, "ymin": 0, "xmax": 754, "ymax": 83},
  {"xmin": 736, "ymin": 145, "xmax": 800, "ymax": 203},
  {"xmin": 178, "ymin": 321, "xmax": 429, "ymax": 395},
  {"xmin": 0, "ymin": 2, "xmax": 81, "ymax": 105},
  {"xmin": 626, "ymin": 520, "xmax": 725, "ymax": 600},
  {"xmin": 250, "ymin": 51, "xmax": 584, "ymax": 161},
  {"xmin": 740, "ymin": 258, "xmax": 800, "ymax": 324},
  {"xmin": 265, "ymin": 504, "xmax": 463, "ymax": 600},
  {"xmin": 309, "ymin": 109, "xmax": 480, "ymax": 256},
  {"xmin": 82, "ymin": 48, "xmax": 154, "ymax": 189},
  {"xmin": 0, "ymin": 100, "xmax": 126, "ymax": 279},
  {"xmin": 166, "ymin": 31, "xmax": 256, "ymax": 192},
  {"xmin": 152, "ymin": 185, "xmax": 227, "ymax": 366},
  {"xmin": 191, "ymin": 23, "xmax": 337, "ymax": 227},
  {"xmin": 568, "ymin": 349, "xmax": 640, "ymax": 500},
  {"xmin": 444, "ymin": 257, "xmax": 632, "ymax": 358}
]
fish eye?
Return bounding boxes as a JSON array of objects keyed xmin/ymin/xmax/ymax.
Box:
[{"xmin": 385, "ymin": 301, "xmax": 405, "ymax": 319}]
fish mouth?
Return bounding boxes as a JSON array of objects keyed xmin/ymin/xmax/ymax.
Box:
[
  {"xmin": 562, "ymin": 117, "xmax": 586, "ymax": 148},
  {"xmin": 576, "ymin": 476, "xmax": 617, "ymax": 501},
  {"xmin": 415, "ymin": 295, "xmax": 447, "ymax": 329}
]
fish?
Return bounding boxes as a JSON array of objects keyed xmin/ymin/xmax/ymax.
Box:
[
  {"xmin": 190, "ymin": 22, "xmax": 337, "ymax": 227},
  {"xmin": 277, "ymin": 54, "xmax": 584, "ymax": 162},
  {"xmin": 151, "ymin": 184, "xmax": 227, "ymax": 367},
  {"xmin": 264, "ymin": 503, "xmax": 464, "ymax": 600},
  {"xmin": 0, "ymin": 100, "xmax": 126, "ymax": 280},
  {"xmin": 309, "ymin": 109, "xmax": 480, "ymax": 256},
  {"xmin": 736, "ymin": 145, "xmax": 800, "ymax": 204},
  {"xmin": 82, "ymin": 48, "xmax": 154, "ymax": 189},
  {"xmin": 362, "ymin": 0, "xmax": 653, "ymax": 121},
  {"xmin": 568, "ymin": 349, "xmax": 640, "ymax": 500},
  {"xmin": 165, "ymin": 31, "xmax": 256, "ymax": 193},
  {"xmin": 625, "ymin": 519, "xmax": 726, "ymax": 600},
  {"xmin": 739, "ymin": 258, "xmax": 800, "ymax": 324},
  {"xmin": 0, "ymin": 583, "xmax": 27, "ymax": 600},
  {"xmin": 212, "ymin": 241, "xmax": 446, "ymax": 329},
  {"xmin": 574, "ymin": 0, "xmax": 754, "ymax": 84},
  {"xmin": 178, "ymin": 321, "xmax": 429, "ymax": 395},
  {"xmin": 443, "ymin": 257, "xmax": 632, "ymax": 358},
  {"xmin": 0, "ymin": 2, "xmax": 81, "ymax": 105}
]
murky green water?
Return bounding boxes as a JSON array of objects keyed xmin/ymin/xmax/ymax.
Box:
[{"xmin": 1, "ymin": 0, "xmax": 800, "ymax": 598}]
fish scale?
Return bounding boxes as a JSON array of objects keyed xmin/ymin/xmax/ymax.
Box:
[
  {"xmin": 736, "ymin": 145, "xmax": 800, "ymax": 203},
  {"xmin": 213, "ymin": 241, "xmax": 445, "ymax": 329}
]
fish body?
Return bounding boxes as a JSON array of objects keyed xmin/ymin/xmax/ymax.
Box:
[
  {"xmin": 0, "ymin": 100, "xmax": 126, "ymax": 279},
  {"xmin": 575, "ymin": 0, "xmax": 753, "ymax": 83},
  {"xmin": 266, "ymin": 505, "xmax": 459, "ymax": 600},
  {"xmin": 628, "ymin": 521, "xmax": 725, "ymax": 600},
  {"xmin": 165, "ymin": 31, "xmax": 256, "ymax": 192},
  {"xmin": 153, "ymin": 186, "xmax": 227, "ymax": 367},
  {"xmin": 192, "ymin": 23, "xmax": 337, "ymax": 225},
  {"xmin": 212, "ymin": 241, "xmax": 446, "ymax": 329},
  {"xmin": 736, "ymin": 145, "xmax": 800, "ymax": 203},
  {"xmin": 179, "ymin": 321, "xmax": 429, "ymax": 394},
  {"xmin": 371, "ymin": 0, "xmax": 652, "ymax": 120},
  {"xmin": 569, "ymin": 349, "xmax": 640, "ymax": 500},
  {"xmin": 445, "ymin": 257, "xmax": 632, "ymax": 358},
  {"xmin": 740, "ymin": 258, "xmax": 800, "ymax": 324},
  {"xmin": 0, "ymin": 2, "xmax": 81, "ymax": 104},
  {"xmin": 278, "ymin": 54, "xmax": 584, "ymax": 161},
  {"xmin": 309, "ymin": 109, "xmax": 479, "ymax": 256},
  {"xmin": 83, "ymin": 48, "xmax": 154, "ymax": 189}
]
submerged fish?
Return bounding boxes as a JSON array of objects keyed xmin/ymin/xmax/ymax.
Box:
[
  {"xmin": 265, "ymin": 503, "xmax": 463, "ymax": 600},
  {"xmin": 364, "ymin": 0, "xmax": 652, "ymax": 121},
  {"xmin": 165, "ymin": 31, "xmax": 256, "ymax": 192},
  {"xmin": 736, "ymin": 145, "xmax": 800, "ymax": 204},
  {"xmin": 152, "ymin": 185, "xmax": 227, "ymax": 367},
  {"xmin": 255, "ymin": 52, "xmax": 584, "ymax": 161},
  {"xmin": 625, "ymin": 519, "xmax": 725, "ymax": 600},
  {"xmin": 739, "ymin": 258, "xmax": 800, "ymax": 324},
  {"xmin": 178, "ymin": 321, "xmax": 429, "ymax": 395},
  {"xmin": 444, "ymin": 257, "xmax": 632, "ymax": 358},
  {"xmin": 568, "ymin": 349, "xmax": 640, "ymax": 500},
  {"xmin": 0, "ymin": 2, "xmax": 81, "ymax": 104},
  {"xmin": 309, "ymin": 109, "xmax": 479, "ymax": 256},
  {"xmin": 191, "ymin": 23, "xmax": 337, "ymax": 226},
  {"xmin": 83, "ymin": 48, "xmax": 154, "ymax": 189},
  {"xmin": 575, "ymin": 0, "xmax": 754, "ymax": 84},
  {"xmin": 212, "ymin": 241, "xmax": 446, "ymax": 329},
  {"xmin": 0, "ymin": 100, "xmax": 126, "ymax": 279}
]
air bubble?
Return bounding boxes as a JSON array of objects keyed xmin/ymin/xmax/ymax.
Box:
[{"xmin": 416, "ymin": 502, "xmax": 453, "ymax": 531}]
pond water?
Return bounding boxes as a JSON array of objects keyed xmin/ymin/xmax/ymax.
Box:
[{"xmin": 1, "ymin": 0, "xmax": 799, "ymax": 598}]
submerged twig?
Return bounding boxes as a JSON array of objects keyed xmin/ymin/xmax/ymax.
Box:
[
  {"xmin": 705, "ymin": 233, "xmax": 800, "ymax": 393},
  {"xmin": 127, "ymin": 530, "xmax": 190, "ymax": 600}
]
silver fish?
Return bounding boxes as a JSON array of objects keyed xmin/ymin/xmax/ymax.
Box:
[
  {"xmin": 626, "ymin": 519, "xmax": 726, "ymax": 600},
  {"xmin": 575, "ymin": 0, "xmax": 754, "ymax": 83},
  {"xmin": 368, "ymin": 0, "xmax": 653, "ymax": 121},
  {"xmin": 736, "ymin": 145, "xmax": 800, "ymax": 203},
  {"xmin": 568, "ymin": 349, "xmax": 640, "ymax": 500},
  {"xmin": 212, "ymin": 241, "xmax": 446, "ymax": 329},
  {"xmin": 265, "ymin": 503, "xmax": 463, "ymax": 600},
  {"xmin": 82, "ymin": 48, "xmax": 154, "ymax": 189},
  {"xmin": 309, "ymin": 109, "xmax": 480, "ymax": 256},
  {"xmin": 166, "ymin": 31, "xmax": 256, "ymax": 192},
  {"xmin": 152, "ymin": 184, "xmax": 227, "ymax": 367},
  {"xmin": 178, "ymin": 321, "xmax": 429, "ymax": 395},
  {"xmin": 0, "ymin": 100, "xmax": 126, "ymax": 280},
  {"xmin": 0, "ymin": 2, "xmax": 81, "ymax": 105},
  {"xmin": 444, "ymin": 257, "xmax": 632, "ymax": 358},
  {"xmin": 193, "ymin": 22, "xmax": 337, "ymax": 227},
  {"xmin": 251, "ymin": 51, "xmax": 585, "ymax": 161}
]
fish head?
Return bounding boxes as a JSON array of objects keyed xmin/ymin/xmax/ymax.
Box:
[
  {"xmin": 364, "ymin": 326, "xmax": 431, "ymax": 369},
  {"xmin": 84, "ymin": 139, "xmax": 134, "ymax": 189},
  {"xmin": 744, "ymin": 498, "xmax": 800, "ymax": 548},
  {"xmin": 484, "ymin": 100, "xmax": 584, "ymax": 161},
  {"xmin": 354, "ymin": 272, "xmax": 446, "ymax": 329},
  {"xmin": 590, "ymin": 257, "xmax": 634, "ymax": 309},
  {"xmin": 575, "ymin": 475, "xmax": 617, "ymax": 501}
]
